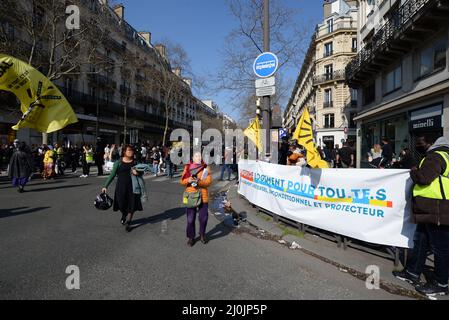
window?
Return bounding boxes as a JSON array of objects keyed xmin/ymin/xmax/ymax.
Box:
[
  {"xmin": 383, "ymin": 64, "xmax": 402, "ymax": 94},
  {"xmin": 324, "ymin": 42, "xmax": 333, "ymax": 57},
  {"xmin": 418, "ymin": 37, "xmax": 447, "ymax": 78},
  {"xmin": 64, "ymin": 78, "xmax": 73, "ymax": 97},
  {"xmin": 327, "ymin": 19, "xmax": 333, "ymax": 33},
  {"xmin": 324, "ymin": 114, "xmax": 335, "ymax": 128},
  {"xmin": 352, "ymin": 38, "xmax": 357, "ymax": 52},
  {"xmin": 363, "ymin": 82, "xmax": 375, "ymax": 106},
  {"xmin": 324, "ymin": 64, "xmax": 333, "ymax": 80},
  {"xmin": 350, "ymin": 88, "xmax": 358, "ymax": 106},
  {"xmin": 33, "ymin": 3, "xmax": 44, "ymax": 27},
  {"xmin": 349, "ymin": 112, "xmax": 357, "ymax": 128},
  {"xmin": 1, "ymin": 22, "xmax": 14, "ymax": 41},
  {"xmin": 324, "ymin": 89, "xmax": 332, "ymax": 108}
]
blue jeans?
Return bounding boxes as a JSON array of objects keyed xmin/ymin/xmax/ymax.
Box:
[
  {"xmin": 165, "ymin": 160, "xmax": 173, "ymax": 178},
  {"xmin": 152, "ymin": 163, "xmax": 159, "ymax": 176},
  {"xmin": 220, "ymin": 164, "xmax": 232, "ymax": 180},
  {"xmin": 406, "ymin": 223, "xmax": 449, "ymax": 285}
]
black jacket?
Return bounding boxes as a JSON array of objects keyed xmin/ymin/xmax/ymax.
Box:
[{"xmin": 9, "ymin": 150, "xmax": 33, "ymax": 179}]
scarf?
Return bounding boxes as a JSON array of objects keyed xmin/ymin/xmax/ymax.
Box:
[{"xmin": 182, "ymin": 161, "xmax": 207, "ymax": 180}]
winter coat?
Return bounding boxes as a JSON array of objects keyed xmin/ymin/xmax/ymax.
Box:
[{"xmin": 9, "ymin": 150, "xmax": 33, "ymax": 179}]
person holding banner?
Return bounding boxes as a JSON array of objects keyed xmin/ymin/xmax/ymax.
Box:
[{"xmin": 393, "ymin": 133, "xmax": 449, "ymax": 297}]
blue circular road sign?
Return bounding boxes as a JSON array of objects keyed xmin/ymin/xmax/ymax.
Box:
[{"xmin": 253, "ymin": 52, "xmax": 279, "ymax": 78}]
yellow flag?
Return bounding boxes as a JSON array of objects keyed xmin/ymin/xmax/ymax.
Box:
[
  {"xmin": 244, "ymin": 117, "xmax": 263, "ymax": 150},
  {"xmin": 0, "ymin": 54, "xmax": 78, "ymax": 133},
  {"xmin": 292, "ymin": 108, "xmax": 328, "ymax": 169}
]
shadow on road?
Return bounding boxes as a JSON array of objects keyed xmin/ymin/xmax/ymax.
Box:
[
  {"xmin": 28, "ymin": 184, "xmax": 91, "ymax": 193},
  {"xmin": 130, "ymin": 207, "xmax": 185, "ymax": 231},
  {"xmin": 204, "ymin": 222, "xmax": 232, "ymax": 243},
  {"xmin": 0, "ymin": 206, "xmax": 51, "ymax": 219}
]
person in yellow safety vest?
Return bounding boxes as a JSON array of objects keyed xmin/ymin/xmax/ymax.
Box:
[
  {"xmin": 393, "ymin": 133, "xmax": 449, "ymax": 297},
  {"xmin": 80, "ymin": 144, "xmax": 93, "ymax": 178},
  {"xmin": 54, "ymin": 143, "xmax": 65, "ymax": 176}
]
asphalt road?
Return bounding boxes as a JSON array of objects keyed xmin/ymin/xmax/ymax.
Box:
[{"xmin": 0, "ymin": 168, "xmax": 406, "ymax": 299}]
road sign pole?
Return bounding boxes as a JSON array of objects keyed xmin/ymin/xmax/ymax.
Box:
[{"xmin": 262, "ymin": 0, "xmax": 271, "ymax": 161}]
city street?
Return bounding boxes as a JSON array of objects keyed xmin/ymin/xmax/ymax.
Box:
[{"xmin": 0, "ymin": 169, "xmax": 404, "ymax": 300}]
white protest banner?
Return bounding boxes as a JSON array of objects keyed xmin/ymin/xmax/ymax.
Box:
[{"xmin": 238, "ymin": 160, "xmax": 416, "ymax": 248}]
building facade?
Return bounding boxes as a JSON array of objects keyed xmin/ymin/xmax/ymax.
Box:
[
  {"xmin": 284, "ymin": 0, "xmax": 358, "ymax": 150},
  {"xmin": 0, "ymin": 0, "xmax": 199, "ymax": 147},
  {"xmin": 346, "ymin": 0, "xmax": 449, "ymax": 167}
]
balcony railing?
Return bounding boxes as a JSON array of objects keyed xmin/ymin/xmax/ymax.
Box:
[
  {"xmin": 313, "ymin": 70, "xmax": 346, "ymax": 85},
  {"xmin": 103, "ymin": 36, "xmax": 126, "ymax": 53},
  {"xmin": 58, "ymin": 86, "xmax": 172, "ymax": 125},
  {"xmin": 323, "ymin": 101, "xmax": 333, "ymax": 109},
  {"xmin": 87, "ymin": 74, "xmax": 116, "ymax": 90},
  {"xmin": 323, "ymin": 50, "xmax": 333, "ymax": 58},
  {"xmin": 316, "ymin": 20, "xmax": 356, "ymax": 38},
  {"xmin": 346, "ymin": 0, "xmax": 433, "ymax": 84},
  {"xmin": 120, "ymin": 85, "xmax": 131, "ymax": 96}
]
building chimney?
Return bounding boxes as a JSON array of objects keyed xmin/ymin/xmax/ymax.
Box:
[
  {"xmin": 173, "ymin": 68, "xmax": 182, "ymax": 77},
  {"xmin": 139, "ymin": 31, "xmax": 151, "ymax": 45},
  {"xmin": 155, "ymin": 44, "xmax": 167, "ymax": 59},
  {"xmin": 183, "ymin": 78, "xmax": 192, "ymax": 88},
  {"xmin": 113, "ymin": 4, "xmax": 125, "ymax": 20},
  {"xmin": 323, "ymin": 0, "xmax": 333, "ymax": 19}
]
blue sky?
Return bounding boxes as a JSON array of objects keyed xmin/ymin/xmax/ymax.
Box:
[{"xmin": 122, "ymin": 0, "xmax": 324, "ymax": 121}]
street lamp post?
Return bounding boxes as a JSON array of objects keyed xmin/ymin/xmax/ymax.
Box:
[{"xmin": 262, "ymin": 0, "xmax": 271, "ymax": 161}]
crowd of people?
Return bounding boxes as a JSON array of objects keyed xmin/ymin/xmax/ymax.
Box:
[
  {"xmin": 0, "ymin": 138, "xmax": 178, "ymax": 192},
  {"xmin": 277, "ymin": 135, "xmax": 417, "ymax": 170},
  {"xmin": 367, "ymin": 137, "xmax": 415, "ymax": 169},
  {"xmin": 278, "ymin": 136, "xmax": 357, "ymax": 169}
]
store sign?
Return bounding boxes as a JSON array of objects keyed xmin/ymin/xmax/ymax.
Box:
[
  {"xmin": 409, "ymin": 104, "xmax": 443, "ymax": 131},
  {"xmin": 323, "ymin": 136, "xmax": 334, "ymax": 142},
  {"xmin": 410, "ymin": 116, "xmax": 441, "ymax": 130}
]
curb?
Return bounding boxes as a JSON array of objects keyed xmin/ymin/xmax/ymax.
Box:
[{"xmin": 224, "ymin": 183, "xmax": 428, "ymax": 300}]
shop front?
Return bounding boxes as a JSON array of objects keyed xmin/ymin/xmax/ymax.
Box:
[
  {"xmin": 316, "ymin": 129, "xmax": 346, "ymax": 150},
  {"xmin": 408, "ymin": 103, "xmax": 444, "ymax": 157},
  {"xmin": 359, "ymin": 102, "xmax": 444, "ymax": 166}
]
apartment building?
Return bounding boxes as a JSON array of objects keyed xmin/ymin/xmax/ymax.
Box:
[
  {"xmin": 284, "ymin": 0, "xmax": 358, "ymax": 150},
  {"xmin": 346, "ymin": 0, "xmax": 449, "ymax": 167},
  {"xmin": 0, "ymin": 0, "xmax": 198, "ymax": 146}
]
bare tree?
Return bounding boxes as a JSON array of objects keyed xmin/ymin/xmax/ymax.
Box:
[
  {"xmin": 136, "ymin": 41, "xmax": 194, "ymax": 146},
  {"xmin": 214, "ymin": 0, "xmax": 309, "ymax": 120},
  {"xmin": 0, "ymin": 0, "xmax": 113, "ymax": 80},
  {"xmin": 0, "ymin": 0, "xmax": 114, "ymax": 142}
]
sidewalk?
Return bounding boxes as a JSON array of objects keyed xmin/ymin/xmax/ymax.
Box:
[{"xmin": 226, "ymin": 182, "xmax": 447, "ymax": 300}]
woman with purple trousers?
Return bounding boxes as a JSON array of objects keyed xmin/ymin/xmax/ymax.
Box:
[{"xmin": 180, "ymin": 152, "xmax": 212, "ymax": 247}]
